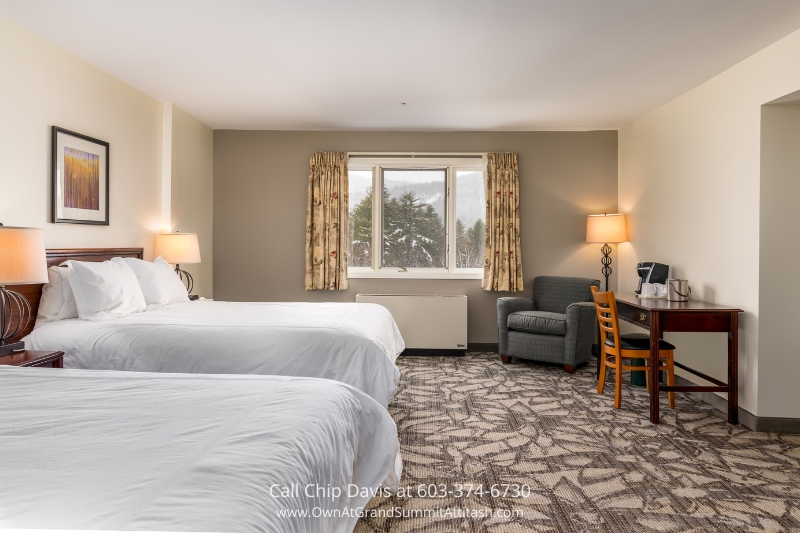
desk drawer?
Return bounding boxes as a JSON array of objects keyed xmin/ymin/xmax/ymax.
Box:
[{"xmin": 617, "ymin": 303, "xmax": 650, "ymax": 329}]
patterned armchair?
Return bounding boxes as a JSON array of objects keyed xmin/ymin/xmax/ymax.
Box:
[{"xmin": 497, "ymin": 276, "xmax": 600, "ymax": 373}]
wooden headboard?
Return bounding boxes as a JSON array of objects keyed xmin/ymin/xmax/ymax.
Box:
[{"xmin": 5, "ymin": 248, "xmax": 144, "ymax": 343}]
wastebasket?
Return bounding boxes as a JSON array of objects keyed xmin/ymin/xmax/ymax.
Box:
[
  {"xmin": 630, "ymin": 359, "xmax": 647, "ymax": 387},
  {"xmin": 630, "ymin": 360, "xmax": 665, "ymax": 387}
]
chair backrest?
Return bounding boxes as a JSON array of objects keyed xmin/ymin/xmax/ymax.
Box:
[
  {"xmin": 590, "ymin": 286, "xmax": 621, "ymax": 355},
  {"xmin": 532, "ymin": 276, "xmax": 600, "ymax": 313}
]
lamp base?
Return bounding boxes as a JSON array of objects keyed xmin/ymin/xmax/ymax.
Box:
[
  {"xmin": 174, "ymin": 264, "xmax": 194, "ymax": 294},
  {"xmin": 600, "ymin": 243, "xmax": 612, "ymax": 292},
  {"xmin": 0, "ymin": 340, "xmax": 25, "ymax": 356}
]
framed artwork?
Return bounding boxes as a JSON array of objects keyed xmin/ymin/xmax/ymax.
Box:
[{"xmin": 52, "ymin": 126, "xmax": 109, "ymax": 225}]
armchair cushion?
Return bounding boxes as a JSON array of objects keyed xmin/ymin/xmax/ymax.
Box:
[{"xmin": 508, "ymin": 311, "xmax": 566, "ymax": 336}]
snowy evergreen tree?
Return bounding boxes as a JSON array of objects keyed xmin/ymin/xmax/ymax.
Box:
[
  {"xmin": 382, "ymin": 190, "xmax": 445, "ymax": 268},
  {"xmin": 349, "ymin": 187, "xmax": 482, "ymax": 269},
  {"xmin": 455, "ymin": 218, "xmax": 485, "ymax": 268}
]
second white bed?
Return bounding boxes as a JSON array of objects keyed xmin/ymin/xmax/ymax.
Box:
[
  {"xmin": 0, "ymin": 367, "xmax": 400, "ymax": 532},
  {"xmin": 26, "ymin": 300, "xmax": 404, "ymax": 408}
]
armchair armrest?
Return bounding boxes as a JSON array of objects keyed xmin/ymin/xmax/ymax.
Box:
[
  {"xmin": 564, "ymin": 302, "xmax": 597, "ymax": 365},
  {"xmin": 497, "ymin": 297, "xmax": 533, "ymax": 355}
]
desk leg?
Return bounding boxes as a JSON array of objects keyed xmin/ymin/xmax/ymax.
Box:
[
  {"xmin": 728, "ymin": 313, "xmax": 739, "ymax": 424},
  {"xmin": 650, "ymin": 312, "xmax": 661, "ymax": 424}
]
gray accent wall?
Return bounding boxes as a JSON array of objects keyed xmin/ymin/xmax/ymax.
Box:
[{"xmin": 213, "ymin": 131, "xmax": 617, "ymax": 343}]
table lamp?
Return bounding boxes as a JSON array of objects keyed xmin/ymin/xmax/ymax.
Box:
[
  {"xmin": 154, "ymin": 232, "xmax": 201, "ymax": 294},
  {"xmin": 586, "ymin": 213, "xmax": 627, "ymax": 292},
  {"xmin": 0, "ymin": 225, "xmax": 48, "ymax": 355}
]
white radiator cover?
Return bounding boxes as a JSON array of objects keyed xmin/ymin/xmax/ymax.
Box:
[{"xmin": 356, "ymin": 294, "xmax": 467, "ymax": 350}]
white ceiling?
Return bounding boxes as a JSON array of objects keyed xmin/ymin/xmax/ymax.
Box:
[{"xmin": 3, "ymin": 0, "xmax": 800, "ymax": 131}]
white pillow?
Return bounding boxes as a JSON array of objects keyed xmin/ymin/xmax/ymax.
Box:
[
  {"xmin": 66, "ymin": 259, "xmax": 147, "ymax": 321},
  {"xmin": 36, "ymin": 266, "xmax": 65, "ymax": 324},
  {"xmin": 59, "ymin": 265, "xmax": 79, "ymax": 320},
  {"xmin": 119, "ymin": 256, "xmax": 189, "ymax": 306},
  {"xmin": 35, "ymin": 265, "xmax": 79, "ymax": 326}
]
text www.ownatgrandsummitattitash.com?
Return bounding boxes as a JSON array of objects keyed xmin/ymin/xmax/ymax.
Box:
[{"xmin": 276, "ymin": 507, "xmax": 524, "ymax": 519}]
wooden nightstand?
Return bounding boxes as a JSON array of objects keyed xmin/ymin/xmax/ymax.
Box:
[{"xmin": 0, "ymin": 350, "xmax": 64, "ymax": 368}]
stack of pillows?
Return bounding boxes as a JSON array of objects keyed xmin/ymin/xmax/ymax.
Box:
[{"xmin": 37, "ymin": 257, "xmax": 191, "ymax": 324}]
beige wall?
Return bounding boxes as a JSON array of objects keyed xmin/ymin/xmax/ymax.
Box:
[
  {"xmin": 0, "ymin": 15, "xmax": 213, "ymax": 292},
  {"xmin": 759, "ymin": 104, "xmax": 800, "ymax": 418},
  {"xmin": 619, "ymin": 27, "xmax": 800, "ymax": 417},
  {"xmin": 0, "ymin": 15, "xmax": 162, "ymax": 253},
  {"xmin": 214, "ymin": 131, "xmax": 618, "ymax": 343},
  {"xmin": 171, "ymin": 106, "xmax": 214, "ymax": 298}
]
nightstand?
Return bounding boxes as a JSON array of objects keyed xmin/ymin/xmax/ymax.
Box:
[{"xmin": 0, "ymin": 350, "xmax": 64, "ymax": 368}]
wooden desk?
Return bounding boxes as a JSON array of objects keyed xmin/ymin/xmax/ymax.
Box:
[{"xmin": 614, "ymin": 293, "xmax": 743, "ymax": 424}]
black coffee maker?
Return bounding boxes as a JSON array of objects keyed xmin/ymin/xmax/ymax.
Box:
[{"xmin": 635, "ymin": 262, "xmax": 669, "ymax": 294}]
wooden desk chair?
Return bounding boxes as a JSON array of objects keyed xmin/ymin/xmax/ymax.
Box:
[{"xmin": 590, "ymin": 287, "xmax": 676, "ymax": 409}]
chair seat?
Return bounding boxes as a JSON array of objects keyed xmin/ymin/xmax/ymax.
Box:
[
  {"xmin": 508, "ymin": 311, "xmax": 566, "ymax": 336},
  {"xmin": 604, "ymin": 333, "xmax": 676, "ymax": 351}
]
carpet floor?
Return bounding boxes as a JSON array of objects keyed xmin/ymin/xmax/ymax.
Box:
[{"xmin": 354, "ymin": 352, "xmax": 800, "ymax": 533}]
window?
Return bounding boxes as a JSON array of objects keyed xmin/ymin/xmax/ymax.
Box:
[{"xmin": 347, "ymin": 156, "xmax": 485, "ymax": 279}]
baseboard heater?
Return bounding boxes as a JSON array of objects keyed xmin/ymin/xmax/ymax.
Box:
[{"xmin": 356, "ymin": 294, "xmax": 467, "ymax": 355}]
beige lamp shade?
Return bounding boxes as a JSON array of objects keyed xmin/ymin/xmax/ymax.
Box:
[
  {"xmin": 586, "ymin": 214, "xmax": 628, "ymax": 243},
  {"xmin": 0, "ymin": 226, "xmax": 48, "ymax": 285},
  {"xmin": 154, "ymin": 232, "xmax": 201, "ymax": 264}
]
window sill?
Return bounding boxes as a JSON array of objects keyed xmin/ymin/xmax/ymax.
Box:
[{"xmin": 348, "ymin": 269, "xmax": 483, "ymax": 280}]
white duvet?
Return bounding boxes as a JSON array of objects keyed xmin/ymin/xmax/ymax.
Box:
[
  {"xmin": 26, "ymin": 301, "xmax": 404, "ymax": 408},
  {"xmin": 0, "ymin": 366, "xmax": 401, "ymax": 532}
]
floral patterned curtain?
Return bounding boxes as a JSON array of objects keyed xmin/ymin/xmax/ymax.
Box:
[
  {"xmin": 305, "ymin": 152, "xmax": 348, "ymax": 290},
  {"xmin": 483, "ymin": 153, "xmax": 524, "ymax": 292}
]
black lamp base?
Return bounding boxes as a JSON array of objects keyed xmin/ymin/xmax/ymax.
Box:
[
  {"xmin": 0, "ymin": 340, "xmax": 25, "ymax": 356},
  {"xmin": 174, "ymin": 264, "xmax": 194, "ymax": 294},
  {"xmin": 600, "ymin": 243, "xmax": 612, "ymax": 292}
]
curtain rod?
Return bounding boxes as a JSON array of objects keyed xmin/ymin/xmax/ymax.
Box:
[{"xmin": 347, "ymin": 152, "xmax": 485, "ymax": 158}]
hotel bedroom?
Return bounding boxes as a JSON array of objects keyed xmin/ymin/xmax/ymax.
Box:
[{"xmin": 1, "ymin": 1, "xmax": 800, "ymax": 532}]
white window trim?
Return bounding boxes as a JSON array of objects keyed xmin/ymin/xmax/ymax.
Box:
[
  {"xmin": 347, "ymin": 267, "xmax": 483, "ymax": 280},
  {"xmin": 347, "ymin": 155, "xmax": 486, "ymax": 280}
]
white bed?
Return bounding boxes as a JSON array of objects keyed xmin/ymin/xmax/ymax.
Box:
[
  {"xmin": 25, "ymin": 300, "xmax": 404, "ymax": 408},
  {"xmin": 0, "ymin": 366, "xmax": 401, "ymax": 532}
]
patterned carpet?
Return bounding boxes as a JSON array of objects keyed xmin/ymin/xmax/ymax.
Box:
[{"xmin": 354, "ymin": 352, "xmax": 800, "ymax": 533}]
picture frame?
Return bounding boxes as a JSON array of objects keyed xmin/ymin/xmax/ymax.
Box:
[{"xmin": 52, "ymin": 126, "xmax": 110, "ymax": 225}]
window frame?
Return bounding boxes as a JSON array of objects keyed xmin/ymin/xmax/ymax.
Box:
[{"xmin": 347, "ymin": 156, "xmax": 486, "ymax": 280}]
